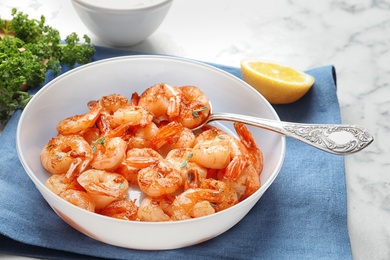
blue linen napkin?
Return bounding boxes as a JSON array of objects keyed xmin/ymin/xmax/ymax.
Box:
[{"xmin": 0, "ymin": 46, "xmax": 352, "ymax": 259}]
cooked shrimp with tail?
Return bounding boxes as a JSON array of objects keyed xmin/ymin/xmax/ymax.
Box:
[
  {"xmin": 137, "ymin": 159, "xmax": 183, "ymax": 197},
  {"xmin": 100, "ymin": 199, "xmax": 138, "ymax": 220},
  {"xmin": 59, "ymin": 189, "xmax": 96, "ymax": 212},
  {"xmin": 234, "ymin": 122, "xmax": 263, "ymax": 174},
  {"xmin": 77, "ymin": 169, "xmax": 129, "ymax": 210},
  {"xmin": 90, "ymin": 136, "xmax": 127, "ymax": 172},
  {"xmin": 171, "ymin": 179, "xmax": 238, "ymax": 220},
  {"xmin": 40, "ymin": 134, "xmax": 93, "ymax": 179},
  {"xmin": 170, "ymin": 85, "xmax": 211, "ymax": 129},
  {"xmin": 57, "ymin": 102, "xmax": 102, "ymax": 135},
  {"xmin": 45, "ymin": 174, "xmax": 84, "ymax": 195},
  {"xmin": 166, "ymin": 148, "xmax": 208, "ymax": 190},
  {"xmin": 137, "ymin": 195, "xmax": 174, "ymax": 222},
  {"xmin": 116, "ymin": 148, "xmax": 163, "ymax": 184},
  {"xmin": 138, "ymin": 83, "xmax": 182, "ymax": 123}
]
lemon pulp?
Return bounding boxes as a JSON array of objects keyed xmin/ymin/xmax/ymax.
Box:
[{"xmin": 240, "ymin": 59, "xmax": 315, "ymax": 104}]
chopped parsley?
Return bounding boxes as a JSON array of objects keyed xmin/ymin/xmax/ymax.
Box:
[
  {"xmin": 91, "ymin": 137, "xmax": 105, "ymax": 154},
  {"xmin": 180, "ymin": 152, "xmax": 193, "ymax": 169},
  {"xmin": 192, "ymin": 106, "xmax": 208, "ymax": 118}
]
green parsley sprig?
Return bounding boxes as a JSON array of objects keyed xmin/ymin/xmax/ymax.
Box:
[{"xmin": 0, "ymin": 8, "xmax": 95, "ymax": 124}]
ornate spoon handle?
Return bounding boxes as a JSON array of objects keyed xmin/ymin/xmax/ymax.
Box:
[{"xmin": 206, "ymin": 112, "xmax": 374, "ymax": 155}]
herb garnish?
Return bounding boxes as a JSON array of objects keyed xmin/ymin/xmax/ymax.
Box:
[
  {"xmin": 180, "ymin": 152, "xmax": 193, "ymax": 169},
  {"xmin": 0, "ymin": 8, "xmax": 95, "ymax": 124},
  {"xmin": 92, "ymin": 137, "xmax": 105, "ymax": 154},
  {"xmin": 192, "ymin": 106, "xmax": 208, "ymax": 118}
]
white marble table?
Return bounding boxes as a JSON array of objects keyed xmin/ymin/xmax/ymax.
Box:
[{"xmin": 0, "ymin": 1, "xmax": 388, "ymax": 259}]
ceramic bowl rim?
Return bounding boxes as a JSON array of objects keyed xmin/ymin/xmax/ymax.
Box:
[{"xmin": 71, "ymin": 0, "xmax": 173, "ymax": 13}]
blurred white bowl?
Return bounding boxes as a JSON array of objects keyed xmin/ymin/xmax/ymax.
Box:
[
  {"xmin": 71, "ymin": 0, "xmax": 173, "ymax": 47},
  {"xmin": 16, "ymin": 55, "xmax": 285, "ymax": 250}
]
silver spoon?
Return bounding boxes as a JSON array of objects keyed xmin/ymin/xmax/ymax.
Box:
[{"xmin": 193, "ymin": 104, "xmax": 374, "ymax": 155}]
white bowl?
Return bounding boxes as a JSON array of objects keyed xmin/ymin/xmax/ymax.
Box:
[
  {"xmin": 71, "ymin": 0, "xmax": 173, "ymax": 47},
  {"xmin": 16, "ymin": 55, "xmax": 285, "ymax": 250}
]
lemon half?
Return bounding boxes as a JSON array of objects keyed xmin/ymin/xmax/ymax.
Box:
[{"xmin": 240, "ymin": 59, "xmax": 315, "ymax": 104}]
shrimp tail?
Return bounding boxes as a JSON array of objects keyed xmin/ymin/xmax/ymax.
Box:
[
  {"xmin": 105, "ymin": 123, "xmax": 131, "ymax": 138},
  {"xmin": 184, "ymin": 168, "xmax": 201, "ymax": 190},
  {"xmin": 131, "ymin": 92, "xmax": 140, "ymax": 106},
  {"xmin": 224, "ymin": 155, "xmax": 248, "ymax": 180},
  {"xmin": 96, "ymin": 113, "xmax": 112, "ymax": 135},
  {"xmin": 65, "ymin": 158, "xmax": 83, "ymax": 180},
  {"xmin": 234, "ymin": 122, "xmax": 264, "ymax": 174},
  {"xmin": 167, "ymin": 94, "xmax": 181, "ymax": 119},
  {"xmin": 150, "ymin": 121, "xmax": 184, "ymax": 150},
  {"xmin": 234, "ymin": 122, "xmax": 255, "ymax": 150}
]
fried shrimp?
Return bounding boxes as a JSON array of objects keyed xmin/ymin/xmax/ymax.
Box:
[
  {"xmin": 90, "ymin": 137, "xmax": 127, "ymax": 171},
  {"xmin": 138, "ymin": 83, "xmax": 182, "ymax": 122},
  {"xmin": 166, "ymin": 126, "xmax": 195, "ymax": 149},
  {"xmin": 59, "ymin": 189, "xmax": 96, "ymax": 212},
  {"xmin": 171, "ymin": 179, "xmax": 238, "ymax": 220},
  {"xmin": 192, "ymin": 126, "xmax": 254, "ymax": 181},
  {"xmin": 56, "ymin": 102, "xmax": 102, "ymax": 135},
  {"xmin": 192, "ymin": 133, "xmax": 232, "ymax": 169},
  {"xmin": 45, "ymin": 174, "xmax": 96, "ymax": 212},
  {"xmin": 239, "ymin": 164, "xmax": 261, "ymax": 200},
  {"xmin": 81, "ymin": 127, "xmax": 101, "ymax": 145},
  {"xmin": 123, "ymin": 148, "xmax": 163, "ymax": 168},
  {"xmin": 40, "ymin": 134, "xmax": 93, "ymax": 178},
  {"xmin": 203, "ymin": 123, "xmax": 261, "ymax": 200},
  {"xmin": 234, "ymin": 122, "xmax": 263, "ymax": 174},
  {"xmin": 127, "ymin": 122, "xmax": 159, "ymax": 149},
  {"xmin": 95, "ymin": 94, "xmax": 130, "ymax": 135},
  {"xmin": 149, "ymin": 121, "xmax": 184, "ymax": 151},
  {"xmin": 100, "ymin": 199, "xmax": 138, "ymax": 220},
  {"xmin": 165, "ymin": 148, "xmax": 208, "ymax": 190},
  {"xmin": 97, "ymin": 98, "xmax": 153, "ymax": 137},
  {"xmin": 45, "ymin": 174, "xmax": 84, "ymax": 195},
  {"xmin": 77, "ymin": 169, "xmax": 129, "ymax": 210},
  {"xmin": 198, "ymin": 179, "xmax": 238, "ymax": 212},
  {"xmin": 111, "ymin": 105, "xmax": 153, "ymax": 128},
  {"xmin": 171, "ymin": 189, "xmax": 218, "ymax": 220},
  {"xmin": 137, "ymin": 159, "xmax": 183, "ymax": 197},
  {"xmin": 170, "ymin": 85, "xmax": 210, "ymax": 129},
  {"xmin": 137, "ymin": 195, "xmax": 174, "ymax": 222},
  {"xmin": 117, "ymin": 148, "xmax": 163, "ymax": 184},
  {"xmin": 99, "ymin": 93, "xmax": 130, "ymax": 114}
]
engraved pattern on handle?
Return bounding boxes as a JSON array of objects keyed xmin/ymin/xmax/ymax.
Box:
[{"xmin": 283, "ymin": 124, "xmax": 374, "ymax": 154}]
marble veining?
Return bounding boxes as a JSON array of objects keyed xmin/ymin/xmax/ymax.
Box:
[{"xmin": 1, "ymin": 0, "xmax": 389, "ymax": 259}]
